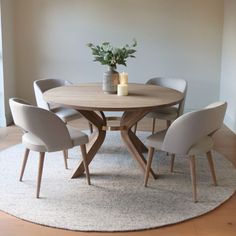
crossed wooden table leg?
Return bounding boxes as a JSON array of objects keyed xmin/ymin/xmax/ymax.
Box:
[
  {"xmin": 120, "ymin": 109, "xmax": 157, "ymax": 179},
  {"xmin": 71, "ymin": 109, "xmax": 157, "ymax": 179}
]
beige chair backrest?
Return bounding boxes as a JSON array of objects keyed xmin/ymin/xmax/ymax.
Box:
[
  {"xmin": 147, "ymin": 77, "xmax": 187, "ymax": 116},
  {"xmin": 9, "ymin": 98, "xmax": 73, "ymax": 152},
  {"xmin": 34, "ymin": 78, "xmax": 72, "ymax": 110},
  {"xmin": 162, "ymin": 101, "xmax": 227, "ymax": 155}
]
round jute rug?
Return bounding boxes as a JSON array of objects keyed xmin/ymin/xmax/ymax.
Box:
[{"xmin": 0, "ymin": 132, "xmax": 235, "ymax": 232}]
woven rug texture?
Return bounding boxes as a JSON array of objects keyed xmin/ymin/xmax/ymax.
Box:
[{"xmin": 0, "ymin": 132, "xmax": 235, "ymax": 232}]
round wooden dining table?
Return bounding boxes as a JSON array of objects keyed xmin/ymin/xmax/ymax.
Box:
[{"xmin": 43, "ymin": 83, "xmax": 184, "ymax": 179}]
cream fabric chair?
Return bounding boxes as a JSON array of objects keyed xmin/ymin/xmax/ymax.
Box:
[
  {"xmin": 34, "ymin": 78, "xmax": 93, "ymax": 167},
  {"xmin": 144, "ymin": 101, "xmax": 227, "ymax": 202},
  {"xmin": 9, "ymin": 98, "xmax": 91, "ymax": 198},
  {"xmin": 134, "ymin": 77, "xmax": 187, "ymax": 134},
  {"xmin": 34, "ymin": 78, "xmax": 93, "ymax": 132}
]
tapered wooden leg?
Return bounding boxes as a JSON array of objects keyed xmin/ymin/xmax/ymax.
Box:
[
  {"xmin": 89, "ymin": 122, "xmax": 93, "ymax": 134},
  {"xmin": 189, "ymin": 155, "xmax": 197, "ymax": 203},
  {"xmin": 170, "ymin": 154, "xmax": 175, "ymax": 173},
  {"xmin": 206, "ymin": 151, "xmax": 217, "ymax": 186},
  {"xmin": 62, "ymin": 150, "xmax": 68, "ymax": 169},
  {"xmin": 133, "ymin": 123, "xmax": 138, "ymax": 134},
  {"xmin": 144, "ymin": 147, "xmax": 155, "ymax": 187},
  {"xmin": 63, "ymin": 149, "xmax": 69, "ymax": 158},
  {"xmin": 152, "ymin": 118, "xmax": 156, "ymax": 134},
  {"xmin": 80, "ymin": 144, "xmax": 91, "ymax": 185},
  {"xmin": 19, "ymin": 148, "xmax": 30, "ymax": 181},
  {"xmin": 36, "ymin": 152, "xmax": 45, "ymax": 198}
]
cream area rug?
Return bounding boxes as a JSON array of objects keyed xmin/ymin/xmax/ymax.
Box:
[{"xmin": 0, "ymin": 132, "xmax": 235, "ymax": 232}]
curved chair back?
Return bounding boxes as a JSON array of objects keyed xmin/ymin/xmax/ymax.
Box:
[
  {"xmin": 162, "ymin": 101, "xmax": 227, "ymax": 155},
  {"xmin": 147, "ymin": 77, "xmax": 187, "ymax": 116},
  {"xmin": 9, "ymin": 98, "xmax": 73, "ymax": 152},
  {"xmin": 34, "ymin": 79, "xmax": 72, "ymax": 110}
]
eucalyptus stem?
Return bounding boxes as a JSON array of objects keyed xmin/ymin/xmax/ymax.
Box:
[{"xmin": 87, "ymin": 39, "xmax": 137, "ymax": 68}]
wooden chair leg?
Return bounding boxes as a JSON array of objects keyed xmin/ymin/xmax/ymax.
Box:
[
  {"xmin": 36, "ymin": 152, "xmax": 45, "ymax": 198},
  {"xmin": 62, "ymin": 150, "xmax": 68, "ymax": 169},
  {"xmin": 152, "ymin": 118, "xmax": 156, "ymax": 134},
  {"xmin": 19, "ymin": 148, "xmax": 30, "ymax": 181},
  {"xmin": 189, "ymin": 155, "xmax": 197, "ymax": 203},
  {"xmin": 144, "ymin": 147, "xmax": 155, "ymax": 187},
  {"xmin": 89, "ymin": 122, "xmax": 93, "ymax": 134},
  {"xmin": 170, "ymin": 154, "xmax": 175, "ymax": 173},
  {"xmin": 80, "ymin": 144, "xmax": 91, "ymax": 185},
  {"xmin": 167, "ymin": 120, "xmax": 171, "ymax": 128},
  {"xmin": 206, "ymin": 151, "xmax": 217, "ymax": 186},
  {"xmin": 133, "ymin": 122, "xmax": 138, "ymax": 134}
]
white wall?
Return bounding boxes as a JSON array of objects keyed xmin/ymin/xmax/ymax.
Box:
[
  {"xmin": 0, "ymin": 2, "xmax": 5, "ymax": 126},
  {"xmin": 0, "ymin": 0, "xmax": 16, "ymax": 126},
  {"xmin": 12, "ymin": 0, "xmax": 223, "ymax": 111},
  {"xmin": 220, "ymin": 0, "xmax": 236, "ymax": 134}
]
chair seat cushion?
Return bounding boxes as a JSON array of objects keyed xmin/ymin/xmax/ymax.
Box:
[
  {"xmin": 22, "ymin": 133, "xmax": 47, "ymax": 152},
  {"xmin": 22, "ymin": 126, "xmax": 88, "ymax": 153},
  {"xmin": 146, "ymin": 129, "xmax": 167, "ymax": 149},
  {"xmin": 52, "ymin": 107, "xmax": 82, "ymax": 122},
  {"xmin": 66, "ymin": 125, "xmax": 89, "ymax": 146},
  {"xmin": 188, "ymin": 136, "xmax": 214, "ymax": 155},
  {"xmin": 146, "ymin": 106, "xmax": 178, "ymax": 120}
]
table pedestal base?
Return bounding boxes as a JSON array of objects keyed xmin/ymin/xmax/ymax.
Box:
[{"xmin": 71, "ymin": 109, "xmax": 157, "ymax": 180}]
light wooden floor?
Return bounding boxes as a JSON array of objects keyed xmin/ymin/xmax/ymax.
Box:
[{"xmin": 0, "ymin": 118, "xmax": 236, "ymax": 236}]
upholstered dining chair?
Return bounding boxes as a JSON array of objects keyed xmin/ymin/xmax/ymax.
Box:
[
  {"xmin": 144, "ymin": 101, "xmax": 227, "ymax": 202},
  {"xmin": 34, "ymin": 78, "xmax": 93, "ymax": 168},
  {"xmin": 134, "ymin": 77, "xmax": 187, "ymax": 134},
  {"xmin": 9, "ymin": 98, "xmax": 91, "ymax": 198},
  {"xmin": 34, "ymin": 78, "xmax": 93, "ymax": 132}
]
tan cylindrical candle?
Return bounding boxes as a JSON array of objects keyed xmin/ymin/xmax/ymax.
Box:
[
  {"xmin": 117, "ymin": 84, "xmax": 128, "ymax": 96},
  {"xmin": 119, "ymin": 72, "xmax": 128, "ymax": 84}
]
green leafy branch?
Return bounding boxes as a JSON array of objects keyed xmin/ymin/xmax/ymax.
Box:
[{"xmin": 87, "ymin": 39, "xmax": 137, "ymax": 68}]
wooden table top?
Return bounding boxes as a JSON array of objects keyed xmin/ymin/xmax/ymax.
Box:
[{"xmin": 43, "ymin": 83, "xmax": 184, "ymax": 111}]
